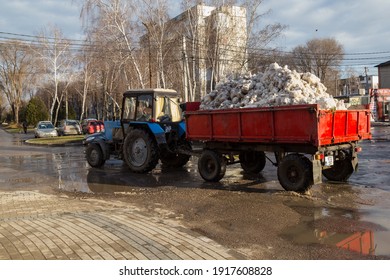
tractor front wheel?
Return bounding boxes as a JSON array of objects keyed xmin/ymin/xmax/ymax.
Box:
[{"xmin": 86, "ymin": 143, "xmax": 105, "ymax": 168}]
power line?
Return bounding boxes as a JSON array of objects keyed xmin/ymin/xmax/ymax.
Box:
[
  {"xmin": 1, "ymin": 30, "xmax": 389, "ymax": 69},
  {"xmin": 2, "ymin": 30, "xmax": 390, "ymax": 57}
]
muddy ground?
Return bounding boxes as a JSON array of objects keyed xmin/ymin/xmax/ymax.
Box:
[
  {"xmin": 82, "ymin": 171, "xmax": 387, "ymax": 260},
  {"xmin": 82, "ymin": 132, "xmax": 390, "ymax": 260}
]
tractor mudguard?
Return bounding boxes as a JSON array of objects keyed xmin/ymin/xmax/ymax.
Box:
[
  {"xmin": 178, "ymin": 121, "xmax": 186, "ymax": 138},
  {"xmin": 84, "ymin": 133, "xmax": 110, "ymax": 160},
  {"xmin": 97, "ymin": 140, "xmax": 111, "ymax": 160},
  {"xmin": 146, "ymin": 123, "xmax": 167, "ymax": 145}
]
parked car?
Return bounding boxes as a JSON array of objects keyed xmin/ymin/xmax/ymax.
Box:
[
  {"xmin": 57, "ymin": 119, "xmax": 82, "ymax": 136},
  {"xmin": 81, "ymin": 118, "xmax": 97, "ymax": 134},
  {"xmin": 34, "ymin": 121, "xmax": 58, "ymax": 138},
  {"xmin": 85, "ymin": 120, "xmax": 105, "ymax": 134}
]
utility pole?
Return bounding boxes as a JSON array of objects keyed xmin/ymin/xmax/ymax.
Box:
[
  {"xmin": 182, "ymin": 36, "xmax": 189, "ymax": 102},
  {"xmin": 364, "ymin": 67, "xmax": 369, "ymax": 95},
  {"xmin": 65, "ymin": 89, "xmax": 68, "ymax": 120},
  {"xmin": 142, "ymin": 22, "xmax": 152, "ymax": 88}
]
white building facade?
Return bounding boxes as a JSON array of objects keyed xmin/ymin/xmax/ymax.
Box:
[{"xmin": 168, "ymin": 4, "xmax": 247, "ymax": 101}]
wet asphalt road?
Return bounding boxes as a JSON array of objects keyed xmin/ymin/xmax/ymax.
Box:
[{"xmin": 1, "ymin": 123, "xmax": 390, "ymax": 259}]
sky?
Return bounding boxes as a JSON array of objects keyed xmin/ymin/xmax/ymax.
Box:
[
  {"xmin": 1, "ymin": 0, "xmax": 390, "ymax": 77},
  {"xmin": 260, "ymin": 0, "xmax": 390, "ymax": 75}
]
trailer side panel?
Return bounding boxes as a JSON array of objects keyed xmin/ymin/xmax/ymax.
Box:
[{"xmin": 185, "ymin": 104, "xmax": 371, "ymax": 146}]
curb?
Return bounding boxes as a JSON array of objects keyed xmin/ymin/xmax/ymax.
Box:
[{"xmin": 24, "ymin": 139, "xmax": 84, "ymax": 147}]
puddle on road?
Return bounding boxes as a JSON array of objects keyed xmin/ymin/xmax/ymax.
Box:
[
  {"xmin": 0, "ymin": 150, "xmax": 202, "ymax": 193},
  {"xmin": 350, "ymin": 140, "xmax": 390, "ymax": 191},
  {"xmin": 85, "ymin": 160, "xmax": 202, "ymax": 193},
  {"xmin": 282, "ymin": 202, "xmax": 390, "ymax": 258},
  {"xmin": 0, "ymin": 150, "xmax": 89, "ymax": 192}
]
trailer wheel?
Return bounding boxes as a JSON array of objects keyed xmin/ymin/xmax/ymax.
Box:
[
  {"xmin": 322, "ymin": 157, "xmax": 354, "ymax": 182},
  {"xmin": 86, "ymin": 143, "xmax": 106, "ymax": 168},
  {"xmin": 277, "ymin": 154, "xmax": 313, "ymax": 193},
  {"xmin": 123, "ymin": 129, "xmax": 159, "ymax": 173},
  {"xmin": 198, "ymin": 150, "xmax": 226, "ymax": 182},
  {"xmin": 239, "ymin": 151, "xmax": 266, "ymax": 173}
]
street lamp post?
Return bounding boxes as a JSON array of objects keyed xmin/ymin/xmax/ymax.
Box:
[
  {"xmin": 142, "ymin": 22, "xmax": 152, "ymax": 88},
  {"xmin": 365, "ymin": 67, "xmax": 369, "ymax": 95}
]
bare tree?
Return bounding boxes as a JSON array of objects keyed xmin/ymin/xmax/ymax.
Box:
[
  {"xmin": 81, "ymin": 0, "xmax": 146, "ymax": 88},
  {"xmin": 0, "ymin": 40, "xmax": 34, "ymax": 124},
  {"xmin": 176, "ymin": 0, "xmax": 286, "ymax": 100},
  {"xmin": 0, "ymin": 93, "xmax": 5, "ymax": 121},
  {"xmin": 76, "ymin": 0, "xmax": 287, "ymax": 107},
  {"xmin": 290, "ymin": 38, "xmax": 344, "ymax": 91},
  {"xmin": 74, "ymin": 29, "xmax": 130, "ymax": 120},
  {"xmin": 240, "ymin": 0, "xmax": 286, "ymax": 73},
  {"xmin": 178, "ymin": 1, "xmax": 208, "ymax": 101},
  {"xmin": 32, "ymin": 26, "xmax": 74, "ymax": 124},
  {"xmin": 76, "ymin": 50, "xmax": 91, "ymax": 121},
  {"xmin": 206, "ymin": 5, "xmax": 249, "ymax": 88},
  {"xmin": 79, "ymin": 0, "xmax": 156, "ymax": 120},
  {"xmin": 176, "ymin": 1, "xmax": 247, "ymax": 99},
  {"xmin": 140, "ymin": 0, "xmax": 171, "ymax": 89},
  {"xmin": 343, "ymin": 67, "xmax": 360, "ymax": 95}
]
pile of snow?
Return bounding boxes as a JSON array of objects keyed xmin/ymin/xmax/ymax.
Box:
[{"xmin": 200, "ymin": 63, "xmax": 347, "ymax": 110}]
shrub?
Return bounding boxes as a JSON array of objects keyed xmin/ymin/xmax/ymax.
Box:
[{"xmin": 26, "ymin": 97, "xmax": 49, "ymax": 126}]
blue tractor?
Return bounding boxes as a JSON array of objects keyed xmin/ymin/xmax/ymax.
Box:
[{"xmin": 84, "ymin": 89, "xmax": 192, "ymax": 172}]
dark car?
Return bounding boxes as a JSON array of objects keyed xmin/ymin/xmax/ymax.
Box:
[{"xmin": 57, "ymin": 119, "xmax": 82, "ymax": 136}]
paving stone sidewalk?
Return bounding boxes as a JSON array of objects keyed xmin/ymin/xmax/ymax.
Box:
[{"xmin": 0, "ymin": 191, "xmax": 241, "ymax": 260}]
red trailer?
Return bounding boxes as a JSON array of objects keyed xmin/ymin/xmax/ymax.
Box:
[{"xmin": 185, "ymin": 103, "xmax": 371, "ymax": 192}]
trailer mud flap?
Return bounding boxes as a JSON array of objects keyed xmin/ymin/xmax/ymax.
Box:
[
  {"xmin": 312, "ymin": 159, "xmax": 322, "ymax": 185},
  {"xmin": 352, "ymin": 155, "xmax": 359, "ymax": 171}
]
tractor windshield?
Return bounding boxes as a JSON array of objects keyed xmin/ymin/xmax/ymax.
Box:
[
  {"xmin": 155, "ymin": 96, "xmax": 182, "ymax": 122},
  {"xmin": 123, "ymin": 95, "xmax": 153, "ymax": 121}
]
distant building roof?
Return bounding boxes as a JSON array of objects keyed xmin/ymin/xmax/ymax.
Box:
[{"xmin": 375, "ymin": 60, "xmax": 390, "ymax": 67}]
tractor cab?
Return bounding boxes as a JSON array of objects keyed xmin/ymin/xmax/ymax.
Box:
[{"xmin": 122, "ymin": 88, "xmax": 182, "ymax": 123}]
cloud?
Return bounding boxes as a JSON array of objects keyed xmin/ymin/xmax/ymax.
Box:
[
  {"xmin": 1, "ymin": 0, "xmax": 389, "ymax": 71},
  {"xmin": 261, "ymin": 0, "xmax": 390, "ymax": 54},
  {"xmin": 253, "ymin": 0, "xmax": 390, "ymax": 74}
]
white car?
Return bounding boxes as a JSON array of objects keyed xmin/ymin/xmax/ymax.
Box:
[
  {"xmin": 57, "ymin": 119, "xmax": 82, "ymax": 136},
  {"xmin": 34, "ymin": 121, "xmax": 58, "ymax": 138}
]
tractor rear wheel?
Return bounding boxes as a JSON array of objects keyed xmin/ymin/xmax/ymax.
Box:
[{"xmin": 123, "ymin": 129, "xmax": 159, "ymax": 173}]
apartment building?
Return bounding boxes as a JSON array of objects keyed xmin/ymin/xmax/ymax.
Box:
[
  {"xmin": 375, "ymin": 60, "xmax": 390, "ymax": 88},
  {"xmin": 168, "ymin": 4, "xmax": 247, "ymax": 101}
]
